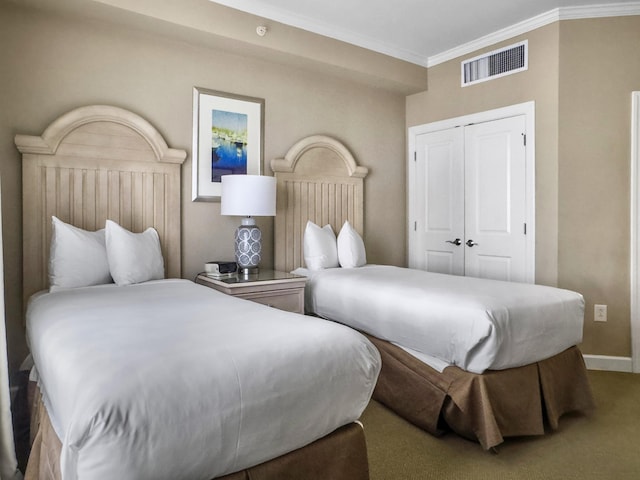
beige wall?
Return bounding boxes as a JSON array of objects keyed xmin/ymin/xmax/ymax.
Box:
[
  {"xmin": 407, "ymin": 16, "xmax": 640, "ymax": 358},
  {"xmin": 558, "ymin": 16, "xmax": 640, "ymax": 357},
  {"xmin": 0, "ymin": 2, "xmax": 407, "ymax": 372}
]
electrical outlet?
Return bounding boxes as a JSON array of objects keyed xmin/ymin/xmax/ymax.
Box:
[{"xmin": 594, "ymin": 304, "xmax": 607, "ymax": 322}]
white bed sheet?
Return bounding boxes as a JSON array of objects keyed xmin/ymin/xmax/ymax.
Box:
[
  {"xmin": 300, "ymin": 265, "xmax": 584, "ymax": 374},
  {"xmin": 26, "ymin": 279, "xmax": 380, "ymax": 480}
]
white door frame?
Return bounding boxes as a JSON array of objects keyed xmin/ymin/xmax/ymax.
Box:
[
  {"xmin": 408, "ymin": 101, "xmax": 536, "ymax": 283},
  {"xmin": 630, "ymin": 91, "xmax": 640, "ymax": 373}
]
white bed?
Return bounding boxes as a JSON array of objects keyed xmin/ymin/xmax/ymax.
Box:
[
  {"xmin": 299, "ymin": 264, "xmax": 584, "ymax": 374},
  {"xmin": 26, "ymin": 279, "xmax": 379, "ymax": 480},
  {"xmin": 16, "ymin": 106, "xmax": 381, "ymax": 479},
  {"xmin": 272, "ymin": 135, "xmax": 595, "ymax": 450}
]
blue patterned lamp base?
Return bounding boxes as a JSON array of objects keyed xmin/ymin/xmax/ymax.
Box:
[{"xmin": 235, "ymin": 217, "xmax": 262, "ymax": 276}]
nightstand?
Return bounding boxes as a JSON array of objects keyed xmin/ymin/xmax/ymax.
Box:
[{"xmin": 195, "ymin": 270, "xmax": 307, "ymax": 314}]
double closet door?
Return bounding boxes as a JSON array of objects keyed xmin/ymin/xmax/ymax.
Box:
[{"xmin": 410, "ymin": 115, "xmax": 528, "ymax": 283}]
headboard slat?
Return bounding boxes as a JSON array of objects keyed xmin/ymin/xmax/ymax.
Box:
[{"xmin": 271, "ymin": 136, "xmax": 368, "ymax": 272}]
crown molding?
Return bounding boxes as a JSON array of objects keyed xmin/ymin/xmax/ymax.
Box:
[
  {"xmin": 427, "ymin": 9, "xmax": 559, "ymax": 67},
  {"xmin": 559, "ymin": 1, "xmax": 640, "ymax": 19},
  {"xmin": 428, "ymin": 2, "xmax": 640, "ymax": 67},
  {"xmin": 210, "ymin": 1, "xmax": 640, "ymax": 69}
]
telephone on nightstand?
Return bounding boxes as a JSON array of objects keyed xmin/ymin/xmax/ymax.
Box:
[{"xmin": 204, "ymin": 261, "xmax": 237, "ymax": 276}]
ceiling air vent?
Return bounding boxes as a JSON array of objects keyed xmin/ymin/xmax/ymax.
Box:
[{"xmin": 461, "ymin": 40, "xmax": 528, "ymax": 87}]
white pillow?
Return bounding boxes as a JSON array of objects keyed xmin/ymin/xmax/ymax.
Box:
[
  {"xmin": 105, "ymin": 220, "xmax": 165, "ymax": 286},
  {"xmin": 303, "ymin": 221, "xmax": 339, "ymax": 270},
  {"xmin": 337, "ymin": 221, "xmax": 367, "ymax": 268},
  {"xmin": 49, "ymin": 216, "xmax": 112, "ymax": 291}
]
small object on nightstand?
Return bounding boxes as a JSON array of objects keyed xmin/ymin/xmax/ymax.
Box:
[
  {"xmin": 204, "ymin": 261, "xmax": 237, "ymax": 276},
  {"xmin": 205, "ymin": 272, "xmax": 236, "ymax": 279}
]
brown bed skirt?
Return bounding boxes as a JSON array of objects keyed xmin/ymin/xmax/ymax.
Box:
[
  {"xmin": 25, "ymin": 385, "xmax": 370, "ymax": 480},
  {"xmin": 366, "ymin": 335, "xmax": 596, "ymax": 450}
]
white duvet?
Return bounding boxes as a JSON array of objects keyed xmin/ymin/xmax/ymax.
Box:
[
  {"xmin": 301, "ymin": 265, "xmax": 584, "ymax": 374},
  {"xmin": 26, "ymin": 279, "xmax": 380, "ymax": 480}
]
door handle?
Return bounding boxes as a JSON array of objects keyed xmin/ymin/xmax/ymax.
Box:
[
  {"xmin": 446, "ymin": 238, "xmax": 462, "ymax": 246},
  {"xmin": 466, "ymin": 239, "xmax": 478, "ymax": 247}
]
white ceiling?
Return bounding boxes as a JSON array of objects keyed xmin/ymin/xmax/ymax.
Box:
[{"xmin": 209, "ymin": 0, "xmax": 640, "ymax": 66}]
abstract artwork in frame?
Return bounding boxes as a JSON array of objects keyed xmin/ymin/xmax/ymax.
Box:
[{"xmin": 192, "ymin": 87, "xmax": 264, "ymax": 201}]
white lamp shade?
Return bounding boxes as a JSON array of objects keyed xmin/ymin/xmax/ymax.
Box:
[{"xmin": 220, "ymin": 175, "xmax": 277, "ymax": 217}]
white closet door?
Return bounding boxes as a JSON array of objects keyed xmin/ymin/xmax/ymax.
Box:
[
  {"xmin": 412, "ymin": 127, "xmax": 464, "ymax": 274},
  {"xmin": 411, "ymin": 115, "xmax": 528, "ymax": 282},
  {"xmin": 464, "ymin": 115, "xmax": 527, "ymax": 282}
]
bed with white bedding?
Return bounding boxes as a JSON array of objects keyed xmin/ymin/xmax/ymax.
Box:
[
  {"xmin": 26, "ymin": 280, "xmax": 380, "ymax": 480},
  {"xmin": 16, "ymin": 106, "xmax": 381, "ymax": 480},
  {"xmin": 301, "ymin": 265, "xmax": 584, "ymax": 374},
  {"xmin": 272, "ymin": 135, "xmax": 595, "ymax": 450}
]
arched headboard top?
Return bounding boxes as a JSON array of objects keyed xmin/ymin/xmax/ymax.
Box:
[
  {"xmin": 271, "ymin": 135, "xmax": 368, "ymax": 178},
  {"xmin": 15, "ymin": 105, "xmax": 186, "ymax": 164},
  {"xmin": 271, "ymin": 135, "xmax": 368, "ymax": 272},
  {"xmin": 16, "ymin": 105, "xmax": 187, "ymax": 303}
]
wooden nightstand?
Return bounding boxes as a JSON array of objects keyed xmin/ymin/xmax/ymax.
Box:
[{"xmin": 195, "ymin": 270, "xmax": 307, "ymax": 314}]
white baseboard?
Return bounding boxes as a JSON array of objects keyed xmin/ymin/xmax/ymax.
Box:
[{"xmin": 583, "ymin": 354, "xmax": 634, "ymax": 373}]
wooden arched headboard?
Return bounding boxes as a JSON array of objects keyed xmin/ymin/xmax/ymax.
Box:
[
  {"xmin": 271, "ymin": 135, "xmax": 368, "ymax": 272},
  {"xmin": 15, "ymin": 105, "xmax": 187, "ymax": 302}
]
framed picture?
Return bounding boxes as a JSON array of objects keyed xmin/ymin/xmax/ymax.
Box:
[{"xmin": 192, "ymin": 87, "xmax": 265, "ymax": 201}]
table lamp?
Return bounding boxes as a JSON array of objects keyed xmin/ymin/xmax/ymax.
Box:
[{"xmin": 221, "ymin": 175, "xmax": 276, "ymax": 277}]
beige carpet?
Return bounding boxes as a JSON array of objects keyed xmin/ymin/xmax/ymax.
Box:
[{"xmin": 361, "ymin": 370, "xmax": 640, "ymax": 480}]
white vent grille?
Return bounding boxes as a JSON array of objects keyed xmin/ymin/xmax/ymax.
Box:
[{"xmin": 461, "ymin": 41, "xmax": 528, "ymax": 87}]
